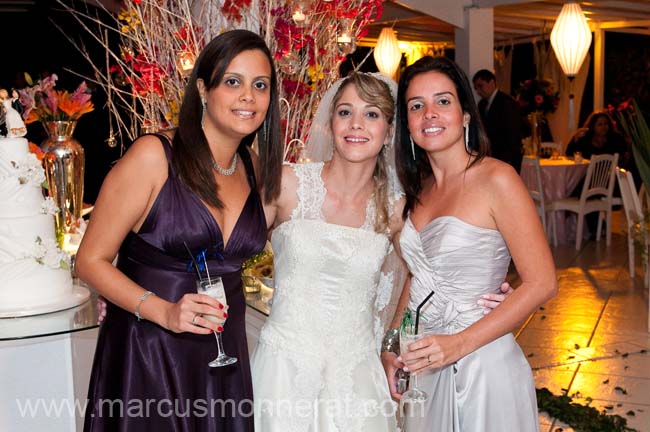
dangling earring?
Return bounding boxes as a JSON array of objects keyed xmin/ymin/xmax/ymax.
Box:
[
  {"xmin": 464, "ymin": 124, "xmax": 470, "ymax": 154},
  {"xmin": 410, "ymin": 135, "xmax": 416, "ymax": 160},
  {"xmin": 201, "ymin": 98, "xmax": 206, "ymax": 129}
]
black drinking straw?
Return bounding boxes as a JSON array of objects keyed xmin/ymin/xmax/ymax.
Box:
[
  {"xmin": 414, "ymin": 290, "xmax": 435, "ymax": 335},
  {"xmin": 183, "ymin": 241, "xmax": 202, "ymax": 280}
]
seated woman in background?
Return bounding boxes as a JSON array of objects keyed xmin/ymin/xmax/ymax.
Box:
[
  {"xmin": 566, "ymin": 110, "xmax": 632, "ymax": 237},
  {"xmin": 566, "ymin": 110, "xmax": 629, "ymax": 162}
]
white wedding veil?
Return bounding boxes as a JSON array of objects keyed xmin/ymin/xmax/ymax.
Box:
[
  {"xmin": 303, "ymin": 71, "xmax": 403, "ymax": 209},
  {"xmin": 303, "ymin": 72, "xmax": 407, "ymax": 345}
]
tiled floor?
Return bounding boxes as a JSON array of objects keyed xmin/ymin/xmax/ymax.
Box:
[{"xmin": 511, "ymin": 210, "xmax": 650, "ymax": 431}]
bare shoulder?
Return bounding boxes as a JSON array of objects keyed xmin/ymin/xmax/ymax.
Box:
[
  {"xmin": 118, "ymin": 134, "xmax": 168, "ymax": 169},
  {"xmin": 473, "ymin": 157, "xmax": 521, "ymax": 191},
  {"xmin": 108, "ymin": 134, "xmax": 168, "ymax": 188}
]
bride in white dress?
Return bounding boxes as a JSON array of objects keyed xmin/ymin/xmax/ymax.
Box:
[
  {"xmin": 383, "ymin": 56, "xmax": 557, "ymax": 431},
  {"xmin": 252, "ymin": 72, "xmax": 404, "ymax": 431}
]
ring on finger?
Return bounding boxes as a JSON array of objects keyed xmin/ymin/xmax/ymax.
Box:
[
  {"xmin": 191, "ymin": 313, "xmax": 199, "ymax": 325},
  {"xmin": 427, "ymin": 354, "xmax": 432, "ymax": 365}
]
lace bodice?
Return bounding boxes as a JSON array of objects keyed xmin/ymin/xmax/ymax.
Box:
[
  {"xmin": 289, "ymin": 162, "xmax": 376, "ymax": 231},
  {"xmin": 263, "ymin": 163, "xmax": 390, "ymax": 352}
]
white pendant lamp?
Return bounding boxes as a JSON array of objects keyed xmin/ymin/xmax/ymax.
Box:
[
  {"xmin": 373, "ymin": 27, "xmax": 401, "ymax": 78},
  {"xmin": 550, "ymin": 2, "xmax": 592, "ymax": 133},
  {"xmin": 550, "ymin": 2, "xmax": 592, "ymax": 78}
]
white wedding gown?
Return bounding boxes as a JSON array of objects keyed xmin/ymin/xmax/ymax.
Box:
[
  {"xmin": 251, "ymin": 162, "xmax": 399, "ymax": 432},
  {"xmin": 400, "ymin": 216, "xmax": 539, "ymax": 431}
]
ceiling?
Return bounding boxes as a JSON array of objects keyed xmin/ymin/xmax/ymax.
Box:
[
  {"xmin": 367, "ymin": 0, "xmax": 650, "ymax": 45},
  {"xmin": 2, "ymin": 0, "xmax": 649, "ymax": 45}
]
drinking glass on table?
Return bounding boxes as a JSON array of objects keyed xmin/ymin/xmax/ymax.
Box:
[
  {"xmin": 197, "ymin": 276, "xmax": 237, "ymax": 367},
  {"xmin": 573, "ymin": 151, "xmax": 583, "ymax": 164}
]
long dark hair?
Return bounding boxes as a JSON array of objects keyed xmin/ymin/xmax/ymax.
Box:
[
  {"xmin": 395, "ymin": 56, "xmax": 489, "ymax": 217},
  {"xmin": 172, "ymin": 29, "xmax": 283, "ymax": 208},
  {"xmin": 582, "ymin": 110, "xmax": 622, "ymax": 139}
]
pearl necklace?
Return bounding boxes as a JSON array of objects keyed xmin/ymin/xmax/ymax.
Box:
[{"xmin": 212, "ymin": 153, "xmax": 238, "ymax": 176}]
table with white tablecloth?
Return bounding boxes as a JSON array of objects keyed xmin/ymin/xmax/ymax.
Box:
[{"xmin": 521, "ymin": 157, "xmax": 589, "ymax": 244}]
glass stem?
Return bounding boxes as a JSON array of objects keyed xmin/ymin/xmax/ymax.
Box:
[{"xmin": 214, "ymin": 331, "xmax": 225, "ymax": 356}]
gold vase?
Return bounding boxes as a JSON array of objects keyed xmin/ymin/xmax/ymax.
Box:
[
  {"xmin": 527, "ymin": 112, "xmax": 543, "ymax": 156},
  {"xmin": 42, "ymin": 121, "xmax": 85, "ymax": 244}
]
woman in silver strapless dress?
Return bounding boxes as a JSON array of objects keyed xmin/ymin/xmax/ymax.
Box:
[{"xmin": 382, "ymin": 56, "xmax": 557, "ymax": 431}]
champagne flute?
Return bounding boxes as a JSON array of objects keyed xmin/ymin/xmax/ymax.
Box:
[
  {"xmin": 400, "ymin": 323, "xmax": 428, "ymax": 403},
  {"xmin": 196, "ymin": 276, "xmax": 237, "ymax": 367}
]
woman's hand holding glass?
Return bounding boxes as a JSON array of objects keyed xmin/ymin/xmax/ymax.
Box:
[
  {"xmin": 398, "ymin": 332, "xmax": 467, "ymax": 374},
  {"xmin": 184, "ymin": 289, "xmax": 228, "ymax": 334},
  {"xmin": 196, "ymin": 276, "xmax": 237, "ymax": 367},
  {"xmin": 95, "ymin": 291, "xmax": 228, "ymax": 335},
  {"xmin": 398, "ymin": 323, "xmax": 428, "ymax": 403}
]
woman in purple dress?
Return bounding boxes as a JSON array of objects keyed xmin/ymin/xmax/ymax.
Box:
[{"xmin": 75, "ymin": 30, "xmax": 283, "ymax": 431}]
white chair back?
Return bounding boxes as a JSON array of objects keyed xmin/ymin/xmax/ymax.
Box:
[
  {"xmin": 579, "ymin": 153, "xmax": 619, "ymax": 204},
  {"xmin": 619, "ymin": 171, "xmax": 650, "ymax": 327},
  {"xmin": 617, "ymin": 168, "xmax": 643, "ymax": 224},
  {"xmin": 640, "ymin": 183, "xmax": 650, "ymax": 213},
  {"xmin": 521, "ymin": 156, "xmax": 547, "ymax": 233}
]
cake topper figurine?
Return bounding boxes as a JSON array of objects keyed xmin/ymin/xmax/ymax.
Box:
[{"xmin": 0, "ymin": 88, "xmax": 27, "ymax": 137}]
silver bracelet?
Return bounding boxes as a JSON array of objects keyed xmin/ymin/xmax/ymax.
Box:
[
  {"xmin": 135, "ymin": 291, "xmax": 155, "ymax": 321},
  {"xmin": 381, "ymin": 328, "xmax": 400, "ymax": 353}
]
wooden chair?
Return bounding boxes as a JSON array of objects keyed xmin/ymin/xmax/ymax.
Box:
[{"xmin": 548, "ymin": 153, "xmax": 619, "ymax": 250}]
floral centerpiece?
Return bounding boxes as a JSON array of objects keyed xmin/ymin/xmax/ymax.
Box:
[
  {"xmin": 17, "ymin": 73, "xmax": 94, "ymax": 124},
  {"xmin": 17, "ymin": 73, "xmax": 93, "ymax": 248},
  {"xmin": 515, "ymin": 78, "xmax": 560, "ymax": 116},
  {"xmin": 515, "ymin": 78, "xmax": 560, "ymax": 156}
]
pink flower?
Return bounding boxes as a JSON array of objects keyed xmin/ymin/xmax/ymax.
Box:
[{"xmin": 534, "ymin": 94, "xmax": 544, "ymax": 105}]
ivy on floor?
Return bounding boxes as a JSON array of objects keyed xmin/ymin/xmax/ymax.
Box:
[{"xmin": 537, "ymin": 387, "xmax": 637, "ymax": 431}]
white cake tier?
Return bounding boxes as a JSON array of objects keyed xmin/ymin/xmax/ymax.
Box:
[
  {"xmin": 0, "ymin": 137, "xmax": 29, "ymax": 160},
  {"xmin": 0, "ymin": 181, "xmax": 45, "ymax": 218},
  {"xmin": 0, "ymin": 258, "xmax": 73, "ymax": 313},
  {"xmin": 0, "ymin": 137, "xmax": 46, "ymax": 218},
  {"xmin": 0, "ymin": 214, "xmax": 56, "ymax": 261}
]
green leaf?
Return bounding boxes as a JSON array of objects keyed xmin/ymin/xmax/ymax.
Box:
[{"xmin": 536, "ymin": 387, "xmax": 637, "ymax": 431}]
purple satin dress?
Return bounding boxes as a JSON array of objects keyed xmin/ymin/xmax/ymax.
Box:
[{"xmin": 84, "ymin": 135, "xmax": 266, "ymax": 431}]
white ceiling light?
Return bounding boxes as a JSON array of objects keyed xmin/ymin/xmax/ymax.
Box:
[
  {"xmin": 373, "ymin": 27, "xmax": 401, "ymax": 78},
  {"xmin": 550, "ymin": 2, "xmax": 592, "ymax": 78}
]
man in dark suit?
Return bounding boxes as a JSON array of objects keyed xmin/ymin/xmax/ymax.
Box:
[{"xmin": 472, "ymin": 69, "xmax": 524, "ymax": 172}]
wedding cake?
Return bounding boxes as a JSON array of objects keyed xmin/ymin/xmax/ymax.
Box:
[{"xmin": 0, "ymin": 136, "xmax": 88, "ymax": 317}]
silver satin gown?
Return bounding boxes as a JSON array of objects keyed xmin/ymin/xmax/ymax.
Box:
[{"xmin": 399, "ymin": 216, "xmax": 539, "ymax": 432}]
